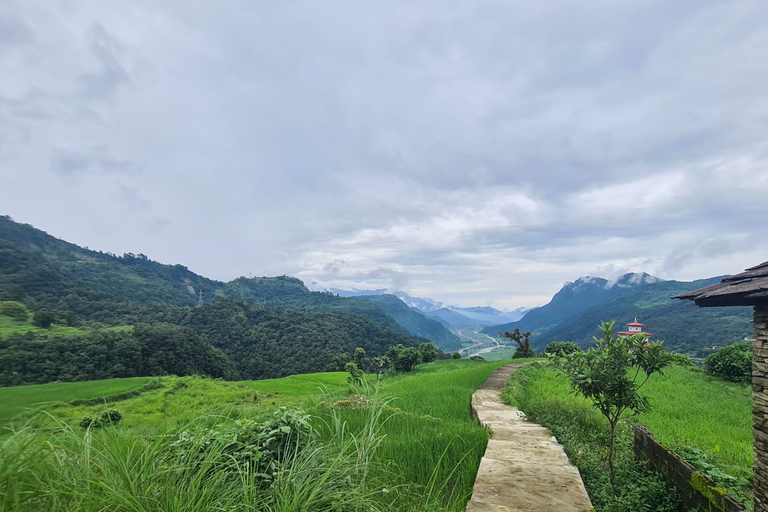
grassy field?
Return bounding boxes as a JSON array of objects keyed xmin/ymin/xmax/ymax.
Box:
[
  {"xmin": 0, "ymin": 377, "xmax": 153, "ymax": 427},
  {"xmin": 0, "ymin": 359, "xmax": 509, "ymax": 511},
  {"xmin": 502, "ymin": 363, "xmax": 752, "ymax": 509},
  {"xmin": 0, "ymin": 316, "xmax": 83, "ymax": 337}
]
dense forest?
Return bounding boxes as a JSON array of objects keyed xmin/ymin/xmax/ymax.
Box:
[
  {"xmin": 0, "ymin": 216, "xmax": 427, "ymax": 385},
  {"xmin": 0, "ymin": 298, "xmax": 418, "ymax": 385}
]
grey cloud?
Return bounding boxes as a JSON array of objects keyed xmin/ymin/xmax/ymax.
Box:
[
  {"xmin": 117, "ymin": 183, "xmax": 150, "ymax": 211},
  {"xmin": 49, "ymin": 146, "xmax": 138, "ymax": 178},
  {"xmin": 355, "ymin": 268, "xmax": 409, "ymax": 291},
  {"xmin": 2, "ymin": 0, "xmax": 768, "ymax": 309},
  {"xmin": 78, "ymin": 24, "xmax": 131, "ymax": 99},
  {"xmin": 0, "ymin": 16, "xmax": 33, "ymax": 47}
]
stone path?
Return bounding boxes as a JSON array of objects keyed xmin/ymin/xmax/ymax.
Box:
[{"xmin": 466, "ymin": 363, "xmax": 593, "ymax": 512}]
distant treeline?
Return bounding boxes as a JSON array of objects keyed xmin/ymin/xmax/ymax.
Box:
[{"xmin": 0, "ymin": 298, "xmax": 420, "ymax": 386}]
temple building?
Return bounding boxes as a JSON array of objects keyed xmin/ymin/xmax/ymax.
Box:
[{"xmin": 618, "ymin": 318, "xmax": 653, "ymax": 337}]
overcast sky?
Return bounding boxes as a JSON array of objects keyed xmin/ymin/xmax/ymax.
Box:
[{"xmin": 1, "ymin": 1, "xmax": 767, "ymax": 309}]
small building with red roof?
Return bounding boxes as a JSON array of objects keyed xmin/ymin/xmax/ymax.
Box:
[{"xmin": 618, "ymin": 318, "xmax": 653, "ymax": 337}]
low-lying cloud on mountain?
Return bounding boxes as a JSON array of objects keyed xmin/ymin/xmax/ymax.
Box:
[{"xmin": 1, "ymin": 1, "xmax": 767, "ymax": 309}]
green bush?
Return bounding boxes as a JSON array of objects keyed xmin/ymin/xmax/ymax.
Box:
[
  {"xmin": 704, "ymin": 343, "xmax": 752, "ymax": 384},
  {"xmin": 0, "ymin": 301, "xmax": 29, "ymax": 322},
  {"xmin": 667, "ymin": 353, "xmax": 694, "ymax": 367},
  {"xmin": 79, "ymin": 409, "xmax": 124, "ymax": 429},
  {"xmin": 542, "ymin": 341, "xmax": 580, "ymax": 357},
  {"xmin": 451, "ymin": 352, "xmax": 461, "ymax": 359},
  {"xmin": 168, "ymin": 407, "xmax": 315, "ymax": 484}
]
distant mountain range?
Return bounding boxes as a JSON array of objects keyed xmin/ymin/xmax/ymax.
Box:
[
  {"xmin": 331, "ymin": 288, "xmax": 528, "ymax": 327},
  {"xmin": 481, "ymin": 273, "xmax": 752, "ymax": 354}
]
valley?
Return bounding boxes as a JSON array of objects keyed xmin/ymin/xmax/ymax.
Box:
[{"xmin": 0, "ymin": 215, "xmax": 759, "ymax": 511}]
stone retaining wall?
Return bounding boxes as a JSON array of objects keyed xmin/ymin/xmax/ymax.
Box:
[
  {"xmin": 754, "ymin": 305, "xmax": 768, "ymax": 512},
  {"xmin": 634, "ymin": 426, "xmax": 744, "ymax": 512}
]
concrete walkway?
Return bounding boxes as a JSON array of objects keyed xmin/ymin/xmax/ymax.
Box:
[{"xmin": 466, "ymin": 363, "xmax": 593, "ymax": 512}]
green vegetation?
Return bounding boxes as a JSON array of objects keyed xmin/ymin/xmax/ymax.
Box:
[
  {"xmin": 499, "ymin": 328, "xmax": 535, "ymax": 358},
  {"xmin": 483, "ymin": 275, "xmax": 752, "ymax": 354},
  {"xmin": 0, "ymin": 377, "xmax": 152, "ymax": 427},
  {"xmin": 352, "ymin": 294, "xmax": 462, "ymax": 350},
  {"xmin": 542, "ymin": 341, "xmax": 581, "ymax": 356},
  {"xmin": 548, "ymin": 321, "xmax": 670, "ymax": 491},
  {"xmin": 0, "ymin": 315, "xmax": 82, "ymax": 337},
  {"xmin": 1, "ymin": 359, "xmax": 509, "ymax": 511},
  {"xmin": 704, "ymin": 343, "xmax": 752, "ymax": 384},
  {"xmin": 503, "ymin": 363, "xmax": 752, "ymax": 509}
]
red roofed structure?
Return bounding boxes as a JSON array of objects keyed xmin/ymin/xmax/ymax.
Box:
[{"xmin": 618, "ymin": 318, "xmax": 653, "ymax": 337}]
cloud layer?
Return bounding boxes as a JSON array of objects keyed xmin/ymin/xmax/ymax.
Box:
[{"xmin": 1, "ymin": 1, "xmax": 767, "ymax": 308}]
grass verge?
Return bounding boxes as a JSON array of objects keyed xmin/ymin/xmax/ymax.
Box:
[{"xmin": 502, "ymin": 363, "xmax": 752, "ymax": 510}]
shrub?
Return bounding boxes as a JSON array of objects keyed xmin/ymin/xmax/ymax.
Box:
[
  {"xmin": 0, "ymin": 301, "xmax": 29, "ymax": 322},
  {"xmin": 79, "ymin": 409, "xmax": 124, "ymax": 429},
  {"xmin": 345, "ymin": 362, "xmax": 364, "ymax": 385},
  {"xmin": 668, "ymin": 353, "xmax": 695, "ymax": 367},
  {"xmin": 469, "ymin": 355, "xmax": 485, "ymax": 361},
  {"xmin": 168, "ymin": 407, "xmax": 315, "ymax": 484},
  {"xmin": 32, "ymin": 310, "xmax": 55, "ymax": 329},
  {"xmin": 542, "ymin": 341, "xmax": 580, "ymax": 357},
  {"xmin": 419, "ymin": 343, "xmax": 439, "ymax": 363},
  {"xmin": 704, "ymin": 343, "xmax": 752, "ymax": 384},
  {"xmin": 451, "ymin": 352, "xmax": 461, "ymax": 359}
]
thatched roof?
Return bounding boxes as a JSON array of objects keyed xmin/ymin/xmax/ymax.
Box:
[{"xmin": 675, "ymin": 261, "xmax": 768, "ymax": 307}]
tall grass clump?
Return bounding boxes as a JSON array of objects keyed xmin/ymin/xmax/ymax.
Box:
[{"xmin": 0, "ymin": 405, "xmax": 389, "ymax": 512}]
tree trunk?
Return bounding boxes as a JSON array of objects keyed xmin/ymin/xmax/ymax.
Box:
[{"xmin": 608, "ymin": 418, "xmax": 617, "ymax": 495}]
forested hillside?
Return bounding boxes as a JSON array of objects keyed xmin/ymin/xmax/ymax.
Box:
[
  {"xmin": 530, "ymin": 279, "xmax": 751, "ymax": 353},
  {"xmin": 351, "ymin": 294, "xmax": 462, "ymax": 350},
  {"xmin": 484, "ymin": 273, "xmax": 661, "ymax": 335},
  {"xmin": 182, "ymin": 298, "xmax": 417, "ymax": 378},
  {"xmin": 0, "ymin": 217, "xmax": 429, "ymax": 385},
  {"xmin": 484, "ymin": 275, "xmax": 751, "ymax": 354},
  {"xmin": 0, "ymin": 216, "xmax": 455, "ymax": 349}
]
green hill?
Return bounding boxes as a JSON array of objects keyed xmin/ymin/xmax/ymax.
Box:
[
  {"xmin": 0, "ymin": 215, "xmax": 455, "ymax": 348},
  {"xmin": 483, "ymin": 273, "xmax": 661, "ymax": 335},
  {"xmin": 530, "ymin": 278, "xmax": 752, "ymax": 353},
  {"xmin": 351, "ymin": 294, "xmax": 462, "ymax": 350}
]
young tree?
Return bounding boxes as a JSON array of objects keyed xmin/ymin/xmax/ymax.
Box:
[
  {"xmin": 345, "ymin": 362, "xmax": 364, "ymax": 385},
  {"xmin": 419, "ymin": 343, "xmax": 439, "ymax": 363},
  {"xmin": 354, "ymin": 347, "xmax": 367, "ymax": 371},
  {"xmin": 548, "ymin": 321, "xmax": 670, "ymax": 493},
  {"xmin": 500, "ymin": 328, "xmax": 535, "ymax": 358},
  {"xmin": 370, "ymin": 356, "xmax": 390, "ymax": 376}
]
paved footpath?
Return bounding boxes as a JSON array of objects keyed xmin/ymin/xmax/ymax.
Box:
[{"xmin": 466, "ymin": 363, "xmax": 593, "ymax": 512}]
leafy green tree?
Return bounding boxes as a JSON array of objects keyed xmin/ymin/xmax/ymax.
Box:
[
  {"xmin": 500, "ymin": 328, "xmax": 535, "ymax": 358},
  {"xmin": 386, "ymin": 344, "xmax": 421, "ymax": 373},
  {"xmin": 548, "ymin": 320, "xmax": 670, "ymax": 493},
  {"xmin": 451, "ymin": 352, "xmax": 461, "ymax": 359},
  {"xmin": 395, "ymin": 347, "xmax": 422, "ymax": 372},
  {"xmin": 0, "ymin": 301, "xmax": 29, "ymax": 322},
  {"xmin": 326, "ymin": 353, "xmax": 351, "ymax": 372},
  {"xmin": 33, "ymin": 309, "xmax": 56, "ymax": 329},
  {"xmin": 704, "ymin": 343, "xmax": 752, "ymax": 384},
  {"xmin": 370, "ymin": 356, "xmax": 390, "ymax": 376},
  {"xmin": 354, "ymin": 347, "xmax": 366, "ymax": 371},
  {"xmin": 419, "ymin": 343, "xmax": 439, "ymax": 363},
  {"xmin": 543, "ymin": 341, "xmax": 580, "ymax": 357},
  {"xmin": 345, "ymin": 362, "xmax": 364, "ymax": 385}
]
